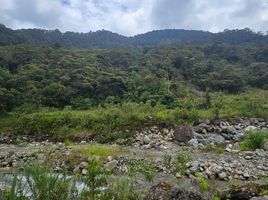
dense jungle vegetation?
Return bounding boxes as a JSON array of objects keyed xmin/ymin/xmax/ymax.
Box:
[{"xmin": 0, "ymin": 26, "xmax": 268, "ymax": 141}]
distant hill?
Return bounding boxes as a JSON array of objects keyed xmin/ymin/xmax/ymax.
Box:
[{"xmin": 0, "ymin": 24, "xmax": 267, "ymax": 48}]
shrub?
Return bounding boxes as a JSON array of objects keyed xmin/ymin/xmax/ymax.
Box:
[
  {"xmin": 174, "ymin": 151, "xmax": 192, "ymax": 173},
  {"xmin": 195, "ymin": 172, "xmax": 210, "ymax": 192},
  {"xmin": 240, "ymin": 131, "xmax": 268, "ymax": 150},
  {"xmin": 106, "ymin": 178, "xmax": 140, "ymax": 200},
  {"xmin": 215, "ymin": 146, "xmax": 224, "ymax": 154}
]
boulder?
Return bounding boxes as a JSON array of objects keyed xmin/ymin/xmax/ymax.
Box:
[
  {"xmin": 250, "ymin": 196, "xmax": 268, "ymax": 200},
  {"xmin": 207, "ymin": 134, "xmax": 225, "ymax": 145},
  {"xmin": 174, "ymin": 126, "xmax": 195, "ymax": 143},
  {"xmin": 104, "ymin": 160, "xmax": 118, "ymax": 171},
  {"xmin": 145, "ymin": 182, "xmax": 208, "ymax": 200}
]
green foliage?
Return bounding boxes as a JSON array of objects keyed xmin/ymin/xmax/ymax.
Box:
[
  {"xmin": 0, "ymin": 44, "xmax": 268, "ymax": 113},
  {"xmin": 203, "ymin": 143, "xmax": 214, "ymax": 152},
  {"xmin": 64, "ymin": 139, "xmax": 72, "ymax": 146},
  {"xmin": 174, "ymin": 151, "xmax": 192, "ymax": 173},
  {"xmin": 213, "ymin": 195, "xmax": 221, "ymax": 200},
  {"xmin": 127, "ymin": 159, "xmax": 157, "ymax": 183},
  {"xmin": 106, "ymin": 178, "xmax": 140, "ymax": 200},
  {"xmin": 2, "ymin": 163, "xmax": 140, "ymax": 200},
  {"xmin": 137, "ymin": 159, "xmax": 157, "ymax": 183},
  {"xmin": 72, "ymin": 144, "xmax": 120, "ymax": 162},
  {"xmin": 81, "ymin": 159, "xmax": 108, "ymax": 199},
  {"xmin": 203, "ymin": 144, "xmax": 224, "ymax": 154},
  {"xmin": 163, "ymin": 154, "xmax": 172, "ymax": 168},
  {"xmin": 240, "ymin": 131, "xmax": 268, "ymax": 150},
  {"xmin": 4, "ymin": 165, "xmax": 78, "ymax": 200},
  {"xmin": 195, "ymin": 172, "xmax": 210, "ymax": 192},
  {"xmin": 215, "ymin": 146, "xmax": 224, "ymax": 154}
]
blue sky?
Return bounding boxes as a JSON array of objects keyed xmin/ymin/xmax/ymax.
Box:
[{"xmin": 0, "ymin": 0, "xmax": 268, "ymax": 36}]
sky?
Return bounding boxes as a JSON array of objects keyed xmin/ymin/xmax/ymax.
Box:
[{"xmin": 0, "ymin": 0, "xmax": 268, "ymax": 36}]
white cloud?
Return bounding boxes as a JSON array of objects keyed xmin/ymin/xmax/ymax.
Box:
[{"xmin": 0, "ymin": 0, "xmax": 267, "ymax": 35}]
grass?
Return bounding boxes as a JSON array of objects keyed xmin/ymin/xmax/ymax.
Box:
[
  {"xmin": 0, "ymin": 89, "xmax": 267, "ymax": 143},
  {"xmin": 2, "ymin": 164, "xmax": 140, "ymax": 200},
  {"xmin": 174, "ymin": 150, "xmax": 192, "ymax": 173},
  {"xmin": 203, "ymin": 144, "xmax": 224, "ymax": 154},
  {"xmin": 240, "ymin": 131, "xmax": 268, "ymax": 150},
  {"xmin": 72, "ymin": 144, "xmax": 121, "ymax": 162},
  {"xmin": 214, "ymin": 146, "xmax": 224, "ymax": 154},
  {"xmin": 195, "ymin": 172, "xmax": 210, "ymax": 192}
]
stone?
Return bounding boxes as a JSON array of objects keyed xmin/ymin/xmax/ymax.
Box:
[
  {"xmin": 173, "ymin": 125, "xmax": 195, "ymax": 143},
  {"xmin": 230, "ymin": 191, "xmax": 256, "ymax": 200},
  {"xmin": 175, "ymin": 172, "xmax": 182, "ymax": 179},
  {"xmin": 263, "ymin": 141, "xmax": 268, "ymax": 151},
  {"xmin": 227, "ymin": 126, "xmax": 237, "ymax": 134},
  {"xmin": 208, "ymin": 134, "xmax": 225, "ymax": 145},
  {"xmin": 245, "ymin": 126, "xmax": 258, "ymax": 132},
  {"xmin": 79, "ymin": 162, "xmax": 89, "ymax": 169},
  {"xmin": 232, "ymin": 132, "xmax": 245, "ymax": 141},
  {"xmin": 250, "ymin": 196, "xmax": 268, "ymax": 200},
  {"xmin": 73, "ymin": 167, "xmax": 80, "ymax": 174},
  {"xmin": 218, "ymin": 172, "xmax": 227, "ymax": 180},
  {"xmin": 107, "ymin": 156, "xmax": 113, "ymax": 162},
  {"xmin": 144, "ymin": 183, "xmax": 208, "ymax": 200},
  {"xmin": 81, "ymin": 168, "xmax": 88, "ymax": 175},
  {"xmin": 104, "ymin": 160, "xmax": 118, "ymax": 171},
  {"xmin": 143, "ymin": 135, "xmax": 151, "ymax": 144},
  {"xmin": 205, "ymin": 168, "xmax": 212, "ymax": 177},
  {"xmin": 188, "ymin": 138, "xmax": 199, "ymax": 148},
  {"xmin": 243, "ymin": 172, "xmax": 250, "ymax": 178},
  {"xmin": 80, "ymin": 140, "xmax": 87, "ymax": 145}
]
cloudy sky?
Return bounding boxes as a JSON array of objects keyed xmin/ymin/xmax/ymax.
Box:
[{"xmin": 0, "ymin": 0, "xmax": 268, "ymax": 36}]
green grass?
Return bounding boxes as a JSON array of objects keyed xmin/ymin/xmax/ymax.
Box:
[
  {"xmin": 0, "ymin": 89, "xmax": 267, "ymax": 143},
  {"xmin": 3, "ymin": 163, "xmax": 140, "ymax": 200},
  {"xmin": 195, "ymin": 172, "xmax": 210, "ymax": 192},
  {"xmin": 72, "ymin": 144, "xmax": 121, "ymax": 162},
  {"xmin": 240, "ymin": 131, "xmax": 268, "ymax": 150},
  {"xmin": 214, "ymin": 146, "xmax": 224, "ymax": 154},
  {"xmin": 174, "ymin": 150, "xmax": 192, "ymax": 173}
]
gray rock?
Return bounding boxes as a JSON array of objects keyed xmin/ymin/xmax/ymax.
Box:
[
  {"xmin": 245, "ymin": 126, "xmax": 258, "ymax": 132},
  {"xmin": 81, "ymin": 168, "xmax": 88, "ymax": 175},
  {"xmin": 227, "ymin": 126, "xmax": 237, "ymax": 134},
  {"xmin": 188, "ymin": 139, "xmax": 199, "ymax": 148},
  {"xmin": 104, "ymin": 160, "xmax": 118, "ymax": 171},
  {"xmin": 79, "ymin": 162, "xmax": 89, "ymax": 169},
  {"xmin": 143, "ymin": 135, "xmax": 151, "ymax": 144},
  {"xmin": 218, "ymin": 172, "xmax": 227, "ymax": 180},
  {"xmin": 174, "ymin": 125, "xmax": 195, "ymax": 143},
  {"xmin": 232, "ymin": 132, "xmax": 245, "ymax": 141},
  {"xmin": 144, "ymin": 183, "xmax": 208, "ymax": 200},
  {"xmin": 207, "ymin": 134, "xmax": 225, "ymax": 145},
  {"xmin": 250, "ymin": 196, "xmax": 268, "ymax": 200}
]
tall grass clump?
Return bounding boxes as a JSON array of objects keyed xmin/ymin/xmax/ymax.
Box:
[{"xmin": 240, "ymin": 131, "xmax": 268, "ymax": 150}]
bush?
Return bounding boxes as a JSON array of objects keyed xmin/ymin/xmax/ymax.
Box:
[
  {"xmin": 174, "ymin": 151, "xmax": 192, "ymax": 173},
  {"xmin": 240, "ymin": 131, "xmax": 268, "ymax": 150}
]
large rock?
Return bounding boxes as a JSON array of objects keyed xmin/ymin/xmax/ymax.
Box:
[
  {"xmin": 145, "ymin": 183, "xmax": 208, "ymax": 200},
  {"xmin": 207, "ymin": 134, "xmax": 225, "ymax": 145},
  {"xmin": 174, "ymin": 126, "xmax": 195, "ymax": 143},
  {"xmin": 104, "ymin": 160, "xmax": 118, "ymax": 171},
  {"xmin": 250, "ymin": 196, "xmax": 268, "ymax": 200}
]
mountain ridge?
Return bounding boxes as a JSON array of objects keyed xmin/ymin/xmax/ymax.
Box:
[{"xmin": 0, "ymin": 24, "xmax": 267, "ymax": 48}]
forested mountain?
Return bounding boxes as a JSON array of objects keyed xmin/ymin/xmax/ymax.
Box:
[
  {"xmin": 0, "ymin": 43, "xmax": 268, "ymax": 113},
  {"xmin": 0, "ymin": 24, "xmax": 267, "ymax": 48}
]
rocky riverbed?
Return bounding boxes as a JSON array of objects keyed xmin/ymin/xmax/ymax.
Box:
[{"xmin": 1, "ymin": 117, "xmax": 268, "ymax": 199}]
